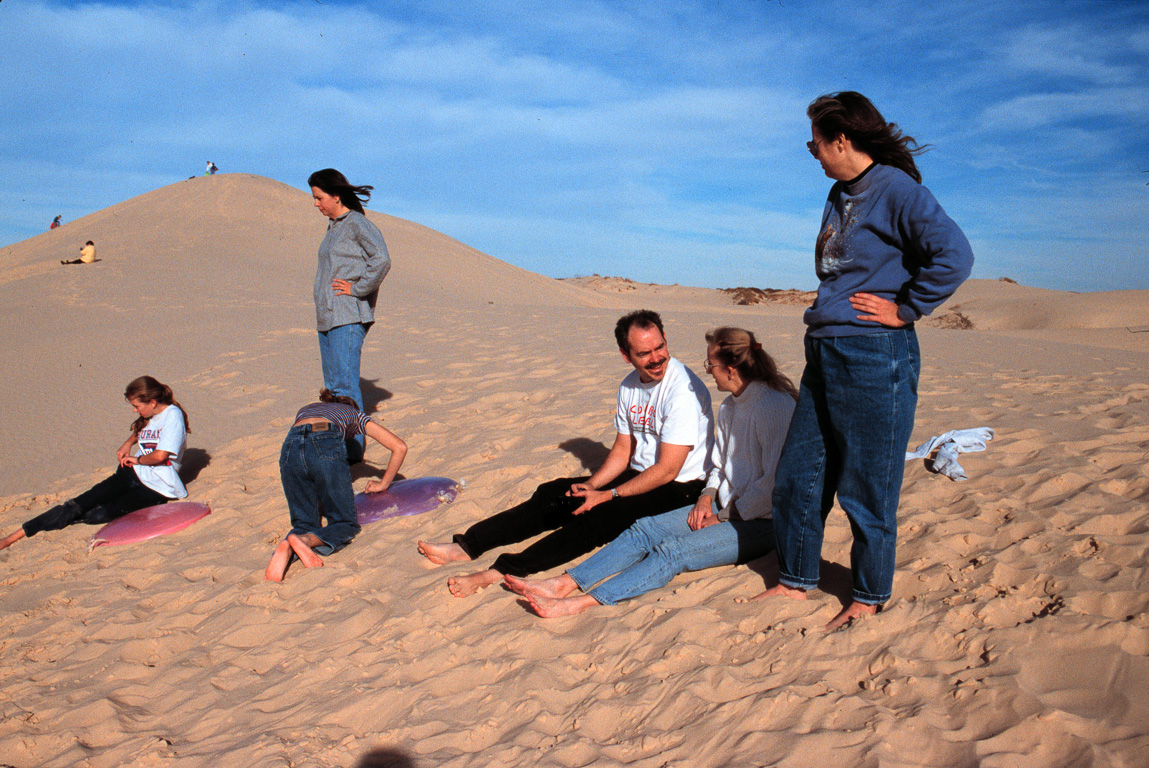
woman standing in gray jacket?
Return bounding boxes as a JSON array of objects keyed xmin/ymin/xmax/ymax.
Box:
[{"xmin": 308, "ymin": 168, "xmax": 391, "ymax": 462}]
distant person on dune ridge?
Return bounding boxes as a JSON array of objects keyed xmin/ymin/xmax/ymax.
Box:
[
  {"xmin": 417, "ymin": 309, "xmax": 714, "ymax": 598},
  {"xmin": 205, "ymin": 161, "xmax": 218, "ymax": 176},
  {"xmin": 61, "ymin": 240, "xmax": 96, "ymax": 265},
  {"xmin": 751, "ymin": 91, "xmax": 974, "ymax": 631},
  {"xmin": 308, "ymin": 168, "xmax": 391, "ymax": 464},
  {"xmin": 265, "ymin": 389, "xmax": 406, "ymax": 582},
  {"xmin": 50, "ymin": 215, "xmax": 62, "ymax": 229},
  {"xmin": 506, "ymin": 327, "xmax": 796, "ymax": 618},
  {"xmin": 0, "ymin": 377, "xmax": 190, "ymax": 552}
]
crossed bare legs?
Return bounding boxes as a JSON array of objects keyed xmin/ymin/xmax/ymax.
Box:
[
  {"xmin": 264, "ymin": 532, "xmax": 325, "ymax": 582},
  {"xmin": 740, "ymin": 583, "xmax": 878, "ymax": 631},
  {"xmin": 503, "ymin": 573, "xmax": 601, "ymax": 618}
]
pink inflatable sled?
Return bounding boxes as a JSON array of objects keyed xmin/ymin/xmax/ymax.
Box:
[
  {"xmin": 355, "ymin": 477, "xmax": 460, "ymax": 525},
  {"xmin": 88, "ymin": 501, "xmax": 212, "ymax": 550}
]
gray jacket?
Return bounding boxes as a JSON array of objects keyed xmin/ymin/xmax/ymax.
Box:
[{"xmin": 313, "ymin": 210, "xmax": 391, "ymax": 332}]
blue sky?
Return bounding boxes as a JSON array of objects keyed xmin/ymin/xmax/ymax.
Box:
[{"xmin": 2, "ymin": 0, "xmax": 1147, "ymax": 292}]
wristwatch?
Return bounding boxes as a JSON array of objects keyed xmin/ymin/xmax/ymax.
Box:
[{"xmin": 611, "ymin": 488, "xmax": 620, "ymax": 499}]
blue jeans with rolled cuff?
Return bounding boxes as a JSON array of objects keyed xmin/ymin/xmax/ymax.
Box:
[
  {"xmin": 279, "ymin": 423, "xmax": 361, "ymax": 556},
  {"xmin": 318, "ymin": 322, "xmax": 368, "ymax": 462},
  {"xmin": 567, "ymin": 505, "xmax": 776, "ymax": 606},
  {"xmin": 771, "ymin": 329, "xmax": 919, "ymax": 605}
]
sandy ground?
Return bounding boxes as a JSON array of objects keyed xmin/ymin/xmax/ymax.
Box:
[{"xmin": 1, "ymin": 174, "xmax": 1147, "ymax": 767}]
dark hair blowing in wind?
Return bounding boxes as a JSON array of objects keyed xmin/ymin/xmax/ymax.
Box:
[
  {"xmin": 807, "ymin": 91, "xmax": 928, "ymax": 183},
  {"xmin": 307, "ymin": 168, "xmax": 373, "ymax": 214}
]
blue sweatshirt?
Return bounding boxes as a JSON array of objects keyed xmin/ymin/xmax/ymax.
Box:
[{"xmin": 804, "ymin": 163, "xmax": 973, "ymax": 338}]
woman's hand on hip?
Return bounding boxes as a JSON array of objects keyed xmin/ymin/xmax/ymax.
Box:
[
  {"xmin": 331, "ymin": 278, "xmax": 354, "ymax": 297},
  {"xmin": 850, "ymin": 292, "xmax": 908, "ymax": 328}
]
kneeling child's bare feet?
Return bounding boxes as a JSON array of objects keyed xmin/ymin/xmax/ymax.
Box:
[
  {"xmin": 736, "ymin": 583, "xmax": 808, "ymax": 603},
  {"xmin": 504, "ymin": 573, "xmax": 578, "ymax": 600},
  {"xmin": 265, "ymin": 540, "xmax": 293, "ymax": 582},
  {"xmin": 417, "ymin": 540, "xmax": 472, "ymax": 565},
  {"xmin": 527, "ymin": 593, "xmax": 599, "ymax": 618},
  {"xmin": 447, "ymin": 568, "xmax": 501, "ymax": 597},
  {"xmin": 824, "ymin": 600, "xmax": 879, "ymax": 632},
  {"xmin": 287, "ymin": 533, "xmax": 324, "ymax": 569}
]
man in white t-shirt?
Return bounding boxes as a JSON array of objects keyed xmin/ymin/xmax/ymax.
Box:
[{"xmin": 418, "ymin": 310, "xmax": 714, "ymax": 597}]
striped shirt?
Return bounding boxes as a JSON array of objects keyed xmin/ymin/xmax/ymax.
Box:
[{"xmin": 292, "ymin": 403, "xmax": 372, "ymax": 439}]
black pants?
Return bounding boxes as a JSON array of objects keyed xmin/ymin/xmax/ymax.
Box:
[
  {"xmin": 454, "ymin": 471, "xmax": 706, "ymax": 577},
  {"xmin": 23, "ymin": 464, "xmax": 168, "ymax": 538}
]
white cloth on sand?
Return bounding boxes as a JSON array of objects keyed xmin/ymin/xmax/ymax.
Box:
[{"xmin": 905, "ymin": 427, "xmax": 994, "ymax": 481}]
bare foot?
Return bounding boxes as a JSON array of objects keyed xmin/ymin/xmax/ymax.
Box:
[
  {"xmin": 0, "ymin": 528, "xmax": 27, "ymax": 551},
  {"xmin": 265, "ymin": 540, "xmax": 292, "ymax": 582},
  {"xmin": 825, "ymin": 600, "xmax": 879, "ymax": 632},
  {"xmin": 447, "ymin": 569, "xmax": 501, "ymax": 597},
  {"xmin": 735, "ymin": 583, "xmax": 808, "ymax": 603},
  {"xmin": 527, "ymin": 593, "xmax": 599, "ymax": 618},
  {"xmin": 288, "ymin": 533, "xmax": 324, "ymax": 569},
  {"xmin": 417, "ymin": 540, "xmax": 472, "ymax": 565},
  {"xmin": 0, "ymin": 528, "xmax": 26, "ymax": 551},
  {"xmin": 504, "ymin": 573, "xmax": 578, "ymax": 600}
]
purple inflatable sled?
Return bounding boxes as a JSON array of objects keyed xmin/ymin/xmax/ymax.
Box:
[
  {"xmin": 356, "ymin": 477, "xmax": 460, "ymax": 525},
  {"xmin": 88, "ymin": 501, "xmax": 212, "ymax": 550}
]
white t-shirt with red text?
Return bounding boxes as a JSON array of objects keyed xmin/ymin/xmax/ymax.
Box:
[
  {"xmin": 614, "ymin": 357, "xmax": 713, "ymax": 483},
  {"xmin": 133, "ymin": 404, "xmax": 188, "ymax": 499}
]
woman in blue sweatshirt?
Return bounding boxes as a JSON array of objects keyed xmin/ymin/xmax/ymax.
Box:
[{"xmin": 754, "ymin": 92, "xmax": 974, "ymax": 630}]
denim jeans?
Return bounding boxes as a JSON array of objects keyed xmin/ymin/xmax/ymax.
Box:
[
  {"xmin": 771, "ymin": 329, "xmax": 919, "ymax": 605},
  {"xmin": 22, "ymin": 464, "xmax": 168, "ymax": 537},
  {"xmin": 567, "ymin": 505, "xmax": 776, "ymax": 606},
  {"xmin": 279, "ymin": 424, "xmax": 361, "ymax": 555},
  {"xmin": 317, "ymin": 322, "xmax": 368, "ymax": 462}
]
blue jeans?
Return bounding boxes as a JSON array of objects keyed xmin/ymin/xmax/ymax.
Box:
[
  {"xmin": 567, "ymin": 505, "xmax": 776, "ymax": 606},
  {"xmin": 279, "ymin": 424, "xmax": 361, "ymax": 555},
  {"xmin": 317, "ymin": 322, "xmax": 368, "ymax": 462},
  {"xmin": 772, "ymin": 329, "xmax": 919, "ymax": 605}
]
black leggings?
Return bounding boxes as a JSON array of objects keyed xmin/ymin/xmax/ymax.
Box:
[
  {"xmin": 22, "ymin": 464, "xmax": 169, "ymax": 538},
  {"xmin": 454, "ymin": 471, "xmax": 705, "ymax": 577}
]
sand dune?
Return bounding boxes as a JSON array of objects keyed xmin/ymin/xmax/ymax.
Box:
[{"xmin": 1, "ymin": 174, "xmax": 1147, "ymax": 767}]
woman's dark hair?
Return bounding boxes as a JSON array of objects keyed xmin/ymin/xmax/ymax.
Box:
[
  {"xmin": 124, "ymin": 376, "xmax": 191, "ymax": 434},
  {"xmin": 705, "ymin": 327, "xmax": 797, "ymax": 400},
  {"xmin": 319, "ymin": 388, "xmax": 360, "ymax": 408},
  {"xmin": 807, "ymin": 92, "xmax": 927, "ymax": 183},
  {"xmin": 307, "ymin": 168, "xmax": 373, "ymax": 214}
]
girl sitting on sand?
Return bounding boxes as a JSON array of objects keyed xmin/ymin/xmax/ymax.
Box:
[
  {"xmin": 265, "ymin": 389, "xmax": 407, "ymax": 581},
  {"xmin": 0, "ymin": 376, "xmax": 190, "ymax": 551},
  {"xmin": 505, "ymin": 328, "xmax": 796, "ymax": 617}
]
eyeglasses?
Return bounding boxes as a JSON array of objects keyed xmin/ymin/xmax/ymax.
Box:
[
  {"xmin": 806, "ymin": 139, "xmax": 820, "ymax": 157},
  {"xmin": 703, "ymin": 359, "xmax": 721, "ymax": 372}
]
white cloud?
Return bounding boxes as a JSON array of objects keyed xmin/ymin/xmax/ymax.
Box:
[{"xmin": 1, "ymin": 0, "xmax": 1147, "ymax": 291}]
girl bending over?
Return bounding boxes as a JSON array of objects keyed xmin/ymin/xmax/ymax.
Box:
[{"xmin": 266, "ymin": 389, "xmax": 407, "ymax": 581}]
